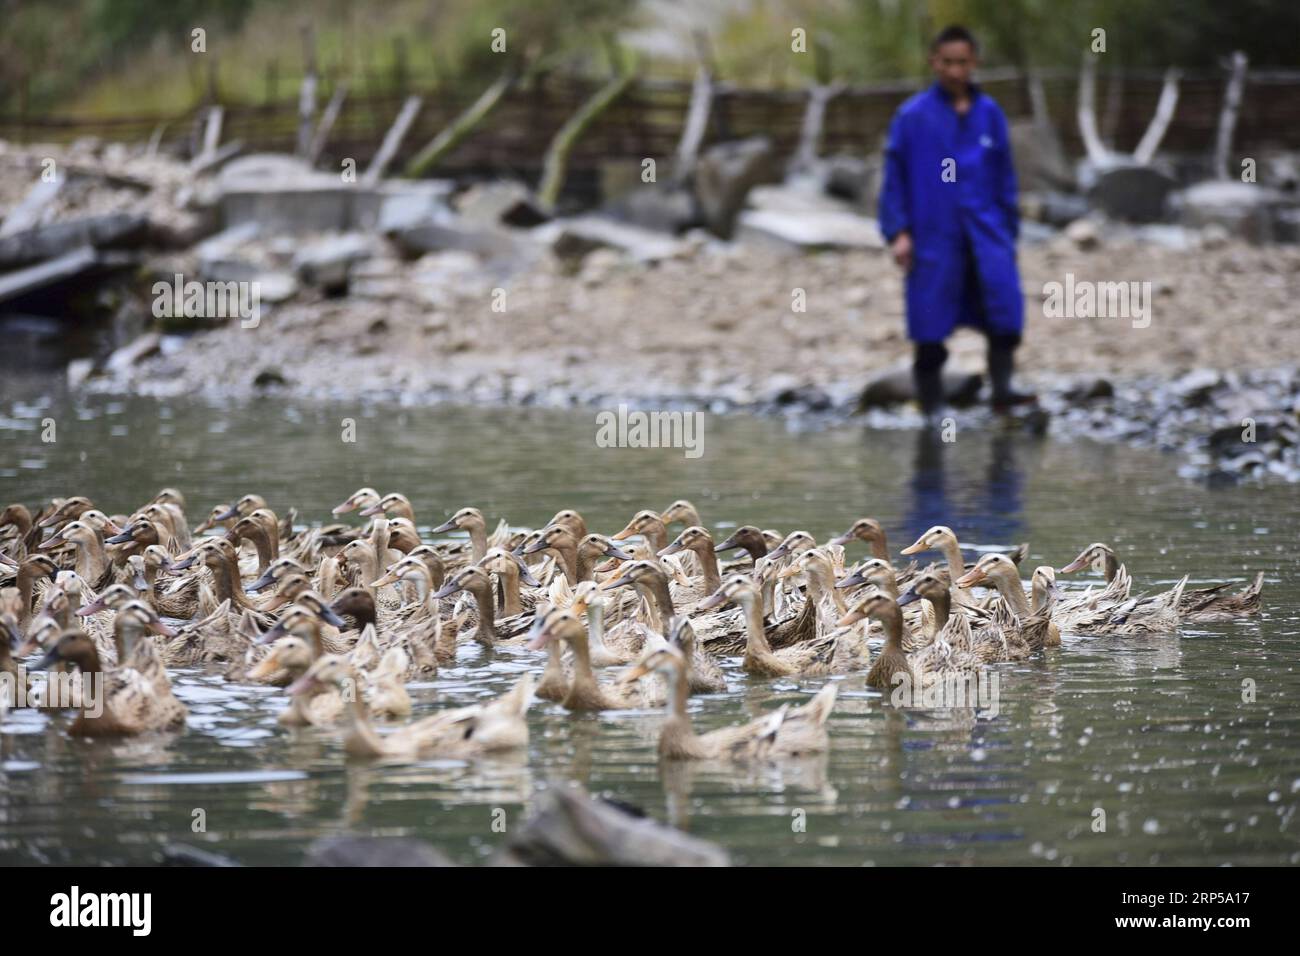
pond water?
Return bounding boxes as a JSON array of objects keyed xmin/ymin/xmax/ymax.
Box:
[{"xmin": 0, "ymin": 393, "xmax": 1296, "ymax": 866}]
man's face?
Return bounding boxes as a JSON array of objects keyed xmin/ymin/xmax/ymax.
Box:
[{"xmin": 929, "ymin": 40, "xmax": 976, "ymax": 95}]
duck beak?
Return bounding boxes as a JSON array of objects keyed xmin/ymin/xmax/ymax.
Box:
[
  {"xmin": 767, "ymin": 542, "xmax": 793, "ymax": 561},
  {"xmin": 600, "ymin": 573, "xmax": 634, "ymax": 592},
  {"xmin": 331, "ymin": 499, "xmax": 358, "ymax": 515},
  {"xmin": 430, "ymin": 518, "xmax": 458, "ymax": 534},
  {"xmin": 371, "ymin": 570, "xmax": 400, "ymax": 588},
  {"xmin": 1058, "ymin": 553, "xmax": 1089, "ymax": 574},
  {"xmin": 246, "ymin": 569, "xmax": 276, "ymax": 592},
  {"xmin": 525, "ymin": 623, "xmax": 551, "ymax": 652},
  {"xmin": 899, "ymin": 536, "xmax": 927, "ymax": 555},
  {"xmin": 521, "ymin": 539, "xmax": 547, "ymax": 555},
  {"xmin": 213, "ymin": 505, "xmax": 240, "ymax": 522},
  {"xmin": 132, "ymin": 574, "xmax": 149, "ymax": 591},
  {"xmin": 955, "ymin": 567, "xmax": 985, "ymax": 588},
  {"xmin": 715, "ymin": 532, "xmax": 740, "ymax": 552},
  {"xmin": 828, "ymin": 531, "xmax": 854, "ymax": 547},
  {"xmin": 512, "ymin": 555, "xmax": 542, "ymax": 587},
  {"xmin": 76, "ymin": 598, "xmax": 108, "ymax": 616},
  {"xmin": 432, "ymin": 581, "xmax": 462, "ymax": 600},
  {"xmin": 657, "ymin": 541, "xmax": 684, "ymax": 557},
  {"xmin": 697, "ymin": 590, "xmax": 727, "ymax": 611},
  {"xmin": 148, "ymin": 618, "xmax": 177, "ymax": 638},
  {"xmin": 610, "ymin": 522, "xmax": 636, "ymax": 542},
  {"xmin": 620, "ymin": 663, "xmax": 651, "ymax": 683},
  {"xmin": 257, "ymin": 620, "xmax": 288, "ymax": 645},
  {"xmin": 835, "ymin": 570, "xmax": 866, "ymax": 590},
  {"xmin": 0, "ymin": 550, "xmax": 17, "ymax": 568},
  {"xmin": 170, "ymin": 552, "xmax": 198, "ymax": 571},
  {"xmin": 359, "ymin": 503, "xmax": 383, "ymax": 517},
  {"xmin": 317, "ymin": 605, "xmax": 349, "ymax": 629},
  {"xmin": 37, "ymin": 532, "xmax": 66, "ymax": 551},
  {"xmin": 836, "ymin": 609, "xmax": 864, "ymax": 627},
  {"xmin": 105, "ymin": 528, "xmax": 134, "ymax": 545},
  {"xmin": 603, "ymin": 543, "xmax": 634, "ymax": 561},
  {"xmin": 896, "ymin": 588, "xmax": 921, "ymax": 607}
]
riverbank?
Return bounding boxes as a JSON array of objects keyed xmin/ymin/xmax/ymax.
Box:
[{"xmin": 88, "ymin": 233, "xmax": 1300, "ymax": 482}]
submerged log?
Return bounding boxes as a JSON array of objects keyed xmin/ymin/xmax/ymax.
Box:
[{"xmin": 494, "ymin": 786, "xmax": 730, "ymax": 866}]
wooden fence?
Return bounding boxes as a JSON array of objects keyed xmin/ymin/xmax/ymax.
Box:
[{"xmin": 3, "ymin": 68, "xmax": 1298, "ymax": 183}]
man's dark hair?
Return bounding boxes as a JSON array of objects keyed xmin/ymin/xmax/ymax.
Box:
[{"xmin": 931, "ymin": 24, "xmax": 978, "ymax": 53}]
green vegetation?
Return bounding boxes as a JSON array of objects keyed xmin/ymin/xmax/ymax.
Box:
[{"xmin": 1, "ymin": 0, "xmax": 1296, "ymax": 117}]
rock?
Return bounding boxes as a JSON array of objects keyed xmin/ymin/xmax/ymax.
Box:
[
  {"xmin": 1086, "ymin": 163, "xmax": 1177, "ymax": 223},
  {"xmin": 493, "ymin": 786, "xmax": 729, "ymax": 867},
  {"xmin": 292, "ymin": 232, "xmax": 377, "ymax": 291},
  {"xmin": 386, "ymin": 212, "xmax": 521, "ymax": 263},
  {"xmin": 538, "ymin": 216, "xmax": 688, "ymax": 264},
  {"xmin": 1178, "ymin": 180, "xmax": 1286, "ymax": 243},
  {"xmin": 692, "ymin": 137, "xmax": 775, "ymax": 238},
  {"xmin": 66, "ymin": 358, "xmax": 95, "ymax": 389},
  {"xmin": 855, "ymin": 366, "xmax": 984, "ymax": 411},
  {"xmin": 455, "ymin": 180, "xmax": 550, "ymax": 227},
  {"xmin": 105, "ymin": 332, "xmax": 161, "ymax": 373},
  {"xmin": 1021, "ymin": 190, "xmax": 1090, "ymax": 227},
  {"xmin": 604, "ymin": 184, "xmax": 698, "ymax": 234},
  {"xmin": 773, "ymin": 383, "xmax": 832, "ymax": 411},
  {"xmin": 1171, "ymin": 368, "xmax": 1221, "ymax": 405},
  {"xmin": 1009, "ymin": 118, "xmax": 1075, "ymax": 193},
  {"xmin": 0, "ymin": 174, "xmax": 65, "ymax": 238},
  {"xmin": 822, "ymin": 154, "xmax": 875, "ymax": 205},
  {"xmin": 1064, "ymin": 218, "xmax": 1100, "ymax": 249},
  {"xmin": 1063, "ymin": 377, "xmax": 1114, "ymax": 402},
  {"xmin": 737, "ymin": 185, "xmax": 884, "ymax": 252},
  {"xmin": 0, "ymin": 246, "xmax": 133, "ymax": 306},
  {"xmin": 1199, "ymin": 223, "xmax": 1230, "ymax": 249},
  {"xmin": 0, "ymin": 212, "xmax": 149, "ymax": 270},
  {"xmin": 252, "ymin": 368, "xmax": 288, "ymax": 389},
  {"xmin": 253, "ymin": 271, "xmax": 299, "ymax": 303},
  {"xmin": 305, "ymin": 836, "xmax": 454, "ymax": 867},
  {"xmin": 216, "ymin": 153, "xmax": 316, "ymax": 191}
]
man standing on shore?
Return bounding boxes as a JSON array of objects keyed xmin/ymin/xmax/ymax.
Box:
[{"xmin": 879, "ymin": 24, "xmax": 1035, "ymax": 423}]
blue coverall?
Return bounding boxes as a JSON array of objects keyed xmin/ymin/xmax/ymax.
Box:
[{"xmin": 879, "ymin": 82, "xmax": 1024, "ymax": 346}]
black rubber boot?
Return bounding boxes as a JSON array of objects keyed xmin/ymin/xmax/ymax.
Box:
[
  {"xmin": 987, "ymin": 336, "xmax": 1037, "ymax": 414},
  {"xmin": 913, "ymin": 342, "xmax": 948, "ymax": 427}
]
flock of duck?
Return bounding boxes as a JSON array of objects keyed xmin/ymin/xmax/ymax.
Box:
[{"xmin": 0, "ymin": 489, "xmax": 1265, "ymax": 764}]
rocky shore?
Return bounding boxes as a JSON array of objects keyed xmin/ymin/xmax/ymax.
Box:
[{"xmin": 88, "ymin": 230, "xmax": 1300, "ymax": 483}]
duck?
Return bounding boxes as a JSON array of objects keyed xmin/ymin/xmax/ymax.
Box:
[
  {"xmin": 367, "ymin": 559, "xmax": 454, "ymax": 674},
  {"xmin": 623, "ymin": 642, "xmax": 837, "ymax": 761},
  {"xmin": 433, "ymin": 565, "xmax": 531, "ymax": 646},
  {"xmin": 1059, "ymin": 543, "xmax": 1264, "ymax": 623},
  {"xmin": 0, "ymin": 503, "xmax": 43, "ymax": 559},
  {"xmin": 698, "ymin": 575, "xmax": 843, "ymax": 678},
  {"xmin": 828, "ymin": 517, "xmax": 894, "ymax": 560},
  {"xmin": 658, "ymin": 526, "xmax": 724, "ymax": 599},
  {"xmin": 430, "ymin": 507, "xmax": 492, "ymax": 563},
  {"xmin": 38, "ymin": 520, "xmax": 117, "ymax": 590},
  {"xmin": 611, "ymin": 510, "xmax": 671, "ymax": 560},
  {"xmin": 332, "ymin": 487, "xmax": 381, "ymax": 517},
  {"xmin": 32, "ymin": 624, "xmax": 186, "ymax": 736},
  {"xmin": 713, "ymin": 525, "xmax": 774, "ymax": 568},
  {"xmin": 895, "ymin": 569, "xmax": 1011, "ymax": 663},
  {"xmin": 900, "ymin": 526, "xmax": 1030, "ymax": 582},
  {"xmin": 838, "ymin": 588, "xmax": 980, "ymax": 694},
  {"xmin": 291, "ymin": 656, "xmax": 532, "ymax": 759},
  {"xmin": 132, "ymin": 544, "xmax": 201, "ymax": 618},
  {"xmin": 360, "ymin": 492, "xmax": 417, "ymax": 524},
  {"xmin": 526, "ymin": 610, "xmax": 652, "ymax": 711}
]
